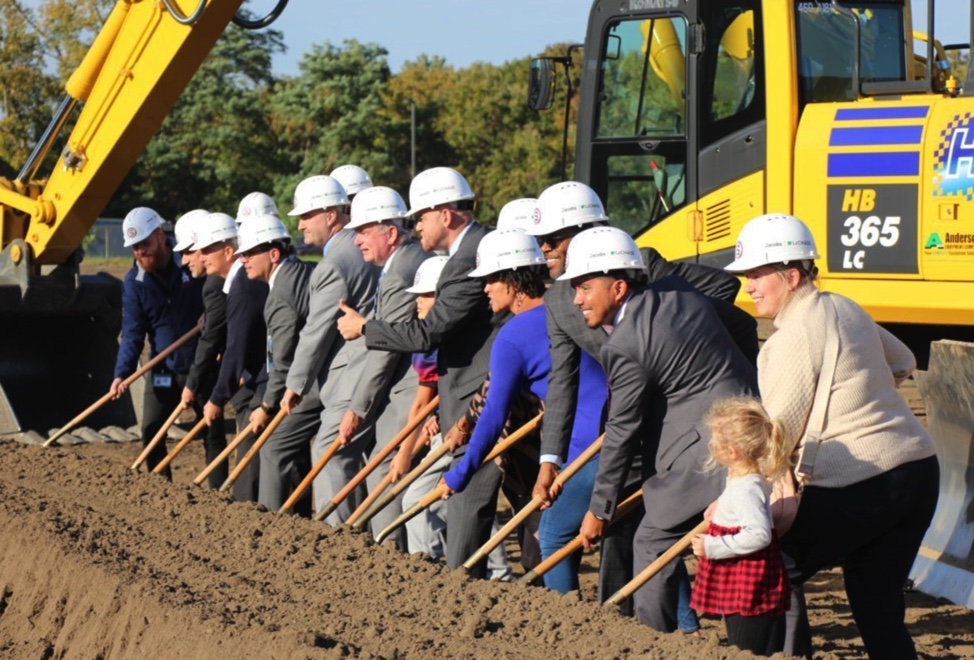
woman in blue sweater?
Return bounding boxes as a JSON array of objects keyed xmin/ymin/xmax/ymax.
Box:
[{"xmin": 440, "ymin": 229, "xmax": 608, "ymax": 583}]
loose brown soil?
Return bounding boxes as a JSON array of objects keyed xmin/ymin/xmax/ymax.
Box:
[
  {"xmin": 0, "ymin": 439, "xmax": 757, "ymax": 659},
  {"xmin": 18, "ymin": 263, "xmax": 960, "ymax": 657}
]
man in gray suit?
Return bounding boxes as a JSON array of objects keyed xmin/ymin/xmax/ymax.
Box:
[
  {"xmin": 280, "ymin": 175, "xmax": 381, "ymax": 520},
  {"xmin": 337, "ymin": 167, "xmax": 500, "ymax": 576},
  {"xmin": 333, "ymin": 186, "xmax": 430, "ymax": 544},
  {"xmin": 567, "ymin": 227, "xmax": 758, "ymax": 633},
  {"xmin": 236, "ymin": 214, "xmax": 318, "ymax": 516}
]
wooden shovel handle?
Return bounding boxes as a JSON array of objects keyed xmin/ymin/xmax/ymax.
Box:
[
  {"xmin": 130, "ymin": 402, "xmax": 187, "ymax": 470},
  {"xmin": 193, "ymin": 421, "xmax": 254, "ymax": 486},
  {"xmin": 152, "ymin": 417, "xmax": 208, "ymax": 474},
  {"xmin": 45, "ymin": 325, "xmax": 202, "ymax": 447},
  {"xmin": 604, "ymin": 518, "xmax": 709, "ymax": 606},
  {"xmin": 219, "ymin": 408, "xmax": 287, "ymax": 492},
  {"xmin": 462, "ymin": 435, "xmax": 603, "ymax": 570},
  {"xmin": 518, "ymin": 488, "xmax": 643, "ymax": 585}
]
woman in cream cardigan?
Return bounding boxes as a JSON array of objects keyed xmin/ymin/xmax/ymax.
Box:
[{"xmin": 725, "ymin": 214, "xmax": 939, "ymax": 660}]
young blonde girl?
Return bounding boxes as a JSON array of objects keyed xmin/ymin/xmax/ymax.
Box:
[{"xmin": 690, "ymin": 397, "xmax": 791, "ymax": 656}]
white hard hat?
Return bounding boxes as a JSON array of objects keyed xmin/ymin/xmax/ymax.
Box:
[
  {"xmin": 496, "ymin": 198, "xmax": 541, "ymax": 232},
  {"xmin": 193, "ymin": 212, "xmax": 238, "ymax": 251},
  {"xmin": 557, "ymin": 226, "xmax": 646, "ymax": 281},
  {"xmin": 529, "ymin": 181, "xmax": 609, "ymax": 237},
  {"xmin": 347, "ymin": 186, "xmax": 408, "ymax": 230},
  {"xmin": 330, "ymin": 164, "xmax": 373, "ymax": 197},
  {"xmin": 236, "ymin": 192, "xmax": 278, "ymax": 225},
  {"xmin": 408, "ymin": 167, "xmax": 475, "ymax": 216},
  {"xmin": 405, "ymin": 255, "xmax": 450, "ymax": 294},
  {"xmin": 469, "ymin": 229, "xmax": 546, "ymax": 278},
  {"xmin": 724, "ymin": 213, "xmax": 820, "ymax": 273},
  {"xmin": 123, "ymin": 207, "xmax": 165, "ymax": 247},
  {"xmin": 288, "ymin": 175, "xmax": 349, "ymax": 216},
  {"xmin": 237, "ymin": 214, "xmax": 291, "ymax": 254},
  {"xmin": 173, "ymin": 208, "xmax": 210, "ymax": 252}
]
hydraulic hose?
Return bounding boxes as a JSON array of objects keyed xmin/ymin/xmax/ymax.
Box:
[
  {"xmin": 232, "ymin": 0, "xmax": 288, "ymax": 29},
  {"xmin": 161, "ymin": 0, "xmax": 206, "ymax": 26}
]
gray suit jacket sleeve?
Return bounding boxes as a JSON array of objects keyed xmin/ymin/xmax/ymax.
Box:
[
  {"xmin": 589, "ymin": 341, "xmax": 648, "ymax": 521},
  {"xmin": 264, "ymin": 291, "xmax": 301, "ymax": 408},
  {"xmin": 541, "ymin": 302, "xmax": 582, "ymax": 461},
  {"xmin": 364, "ymin": 256, "xmax": 480, "ymax": 353},
  {"xmin": 285, "ymin": 260, "xmax": 348, "ymax": 396},
  {"xmin": 642, "ymin": 246, "xmax": 741, "ymax": 303},
  {"xmin": 348, "ymin": 271, "xmax": 416, "ymax": 418}
]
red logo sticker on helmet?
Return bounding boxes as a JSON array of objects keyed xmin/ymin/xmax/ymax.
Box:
[
  {"xmin": 532, "ymin": 208, "xmax": 542, "ymax": 225},
  {"xmin": 735, "ymin": 241, "xmax": 743, "ymax": 260},
  {"xmin": 126, "ymin": 227, "xmax": 138, "ymax": 238}
]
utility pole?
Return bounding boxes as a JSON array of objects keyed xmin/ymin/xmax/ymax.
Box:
[{"xmin": 410, "ymin": 99, "xmax": 417, "ymax": 179}]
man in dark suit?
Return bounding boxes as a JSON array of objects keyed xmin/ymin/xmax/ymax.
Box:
[
  {"xmin": 237, "ymin": 213, "xmax": 318, "ymax": 516},
  {"xmin": 195, "ymin": 212, "xmax": 269, "ymax": 501},
  {"xmin": 333, "ymin": 186, "xmax": 431, "ymax": 543},
  {"xmin": 565, "ymin": 226, "xmax": 757, "ymax": 632},
  {"xmin": 337, "ymin": 167, "xmax": 500, "ymax": 575}
]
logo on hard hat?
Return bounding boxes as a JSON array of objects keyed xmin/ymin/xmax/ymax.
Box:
[
  {"xmin": 735, "ymin": 241, "xmax": 743, "ymax": 260},
  {"xmin": 126, "ymin": 227, "xmax": 138, "ymax": 239},
  {"xmin": 532, "ymin": 208, "xmax": 542, "ymax": 225}
]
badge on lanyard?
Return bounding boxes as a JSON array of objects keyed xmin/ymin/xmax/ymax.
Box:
[{"xmin": 152, "ymin": 373, "xmax": 173, "ymax": 389}]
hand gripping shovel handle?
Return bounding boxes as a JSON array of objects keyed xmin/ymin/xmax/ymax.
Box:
[
  {"xmin": 346, "ymin": 432, "xmax": 428, "ymax": 528},
  {"xmin": 374, "ymin": 412, "xmax": 544, "ymax": 544},
  {"xmin": 518, "ymin": 488, "xmax": 643, "ymax": 585},
  {"xmin": 303, "ymin": 396, "xmax": 439, "ymax": 518},
  {"xmin": 130, "ymin": 402, "xmax": 187, "ymax": 471},
  {"xmin": 193, "ymin": 421, "xmax": 254, "ymax": 486},
  {"xmin": 604, "ymin": 517, "xmax": 709, "ymax": 606},
  {"xmin": 219, "ymin": 408, "xmax": 287, "ymax": 492},
  {"xmin": 462, "ymin": 434, "xmax": 604, "ymax": 570},
  {"xmin": 152, "ymin": 417, "xmax": 207, "ymax": 474},
  {"xmin": 45, "ymin": 325, "xmax": 202, "ymax": 447},
  {"xmin": 284, "ymin": 436, "xmax": 343, "ymax": 515}
]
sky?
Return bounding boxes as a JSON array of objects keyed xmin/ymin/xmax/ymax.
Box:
[
  {"xmin": 14, "ymin": 0, "xmax": 971, "ymax": 76},
  {"xmin": 262, "ymin": 0, "xmax": 595, "ymax": 76}
]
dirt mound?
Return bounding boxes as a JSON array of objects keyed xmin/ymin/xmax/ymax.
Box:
[{"xmin": 0, "ymin": 441, "xmax": 760, "ymax": 659}]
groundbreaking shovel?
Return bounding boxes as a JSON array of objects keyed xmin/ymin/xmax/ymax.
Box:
[{"xmin": 45, "ymin": 325, "xmax": 202, "ymax": 448}]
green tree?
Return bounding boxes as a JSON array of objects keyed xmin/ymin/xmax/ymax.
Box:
[
  {"xmin": 109, "ymin": 24, "xmax": 285, "ymax": 219},
  {"xmin": 269, "ymin": 39, "xmax": 395, "ymax": 226},
  {"xmin": 376, "ymin": 54, "xmax": 458, "ymax": 197}
]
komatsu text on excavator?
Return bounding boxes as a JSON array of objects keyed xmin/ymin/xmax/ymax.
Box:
[{"xmin": 533, "ymin": 0, "xmax": 974, "ymax": 610}]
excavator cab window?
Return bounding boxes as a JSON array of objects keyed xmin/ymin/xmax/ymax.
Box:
[
  {"xmin": 795, "ymin": 2, "xmax": 906, "ymax": 106},
  {"xmin": 595, "ymin": 17, "xmax": 688, "ymax": 139},
  {"xmin": 592, "ymin": 16, "xmax": 690, "ymax": 237}
]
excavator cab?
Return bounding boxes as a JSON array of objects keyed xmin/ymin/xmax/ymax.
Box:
[{"xmin": 555, "ymin": 0, "xmax": 974, "ymax": 609}]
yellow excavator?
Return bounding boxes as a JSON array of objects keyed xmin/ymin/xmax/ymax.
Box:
[
  {"xmin": 0, "ymin": 0, "xmax": 282, "ymax": 434},
  {"xmin": 531, "ymin": 0, "xmax": 974, "ymax": 611}
]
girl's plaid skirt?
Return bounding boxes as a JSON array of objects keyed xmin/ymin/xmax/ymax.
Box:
[{"xmin": 689, "ymin": 522, "xmax": 791, "ymax": 616}]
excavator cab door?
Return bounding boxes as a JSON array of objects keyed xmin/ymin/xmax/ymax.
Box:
[
  {"xmin": 576, "ymin": 1, "xmax": 766, "ymax": 266},
  {"xmin": 576, "ymin": 1, "xmax": 701, "ymax": 254}
]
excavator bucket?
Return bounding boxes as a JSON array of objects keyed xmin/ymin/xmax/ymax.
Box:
[
  {"xmin": 912, "ymin": 340, "xmax": 974, "ymax": 609},
  {"xmin": 0, "ymin": 248, "xmax": 137, "ymax": 436}
]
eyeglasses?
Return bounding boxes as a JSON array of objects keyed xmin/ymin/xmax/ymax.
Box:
[{"xmin": 537, "ymin": 230, "xmax": 578, "ymax": 247}]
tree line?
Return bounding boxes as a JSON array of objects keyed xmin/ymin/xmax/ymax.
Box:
[{"xmin": 0, "ymin": 0, "xmax": 581, "ymax": 231}]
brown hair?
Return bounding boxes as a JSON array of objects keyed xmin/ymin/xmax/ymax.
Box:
[{"xmin": 704, "ymin": 396, "xmax": 791, "ymax": 480}]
